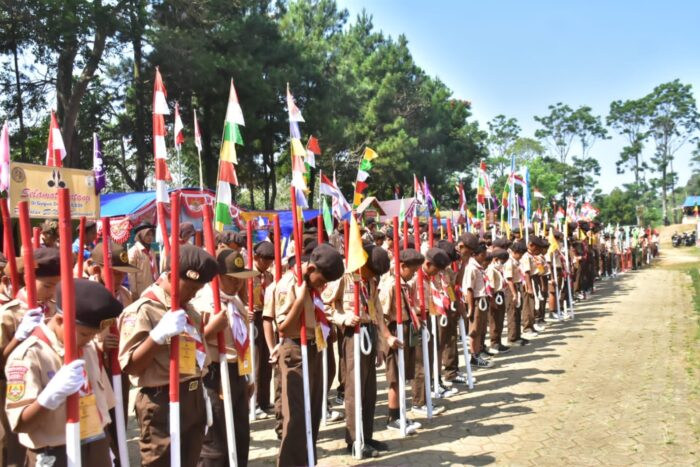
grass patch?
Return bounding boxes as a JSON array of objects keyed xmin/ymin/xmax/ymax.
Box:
[{"xmin": 687, "ymin": 268, "xmax": 700, "ymax": 401}]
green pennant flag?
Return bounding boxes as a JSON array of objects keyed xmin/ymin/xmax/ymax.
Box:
[
  {"xmin": 399, "ymin": 197, "xmax": 406, "ymax": 224},
  {"xmin": 322, "ymin": 197, "xmax": 334, "ymax": 238}
]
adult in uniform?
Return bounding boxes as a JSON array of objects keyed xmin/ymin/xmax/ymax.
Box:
[
  {"xmin": 269, "ymin": 244, "xmax": 344, "ymax": 467},
  {"xmin": 192, "ymin": 249, "xmax": 258, "ymax": 467},
  {"xmin": 127, "ymin": 223, "xmax": 158, "ymax": 301},
  {"xmin": 322, "ymin": 243, "xmax": 391, "ymax": 458},
  {"xmin": 119, "ymin": 244, "xmax": 217, "ymax": 467},
  {"xmin": 4, "ymin": 279, "xmax": 122, "ymax": 466}
]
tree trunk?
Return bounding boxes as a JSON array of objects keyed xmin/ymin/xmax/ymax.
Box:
[
  {"xmin": 11, "ymin": 42, "xmax": 26, "ymax": 160},
  {"xmin": 670, "ymin": 158, "xmax": 677, "ymax": 224},
  {"xmin": 131, "ymin": 26, "xmax": 149, "ymax": 191}
]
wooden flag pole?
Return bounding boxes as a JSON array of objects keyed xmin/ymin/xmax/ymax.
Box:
[
  {"xmin": 57, "ymin": 190, "xmax": 81, "ymax": 467},
  {"xmin": 392, "ymin": 217, "xmax": 407, "ymax": 436},
  {"xmin": 168, "ymin": 192, "xmax": 181, "ymax": 467},
  {"xmin": 246, "ymin": 220, "xmax": 257, "ymax": 421},
  {"xmin": 100, "ymin": 218, "xmax": 130, "ymax": 467},
  {"xmin": 76, "ymin": 216, "xmax": 86, "ymax": 278},
  {"xmin": 290, "ymin": 187, "xmax": 314, "ymax": 466},
  {"xmin": 413, "ymin": 216, "xmax": 433, "ymax": 417},
  {"xmin": 203, "ymin": 205, "xmax": 238, "ymax": 466},
  {"xmin": 1, "ymin": 199, "xmax": 20, "ymax": 298}
]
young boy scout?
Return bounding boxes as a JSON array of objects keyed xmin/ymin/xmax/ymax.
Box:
[
  {"xmin": 378, "ymin": 248, "xmax": 423, "ymax": 434},
  {"xmin": 322, "ymin": 243, "xmax": 391, "ymax": 458},
  {"xmin": 486, "ymin": 248, "xmax": 510, "ymax": 354},
  {"xmin": 119, "ymin": 244, "xmax": 218, "ymax": 467},
  {"xmin": 4, "ymin": 279, "xmax": 123, "ymax": 466},
  {"xmin": 127, "ymin": 223, "xmax": 158, "ymax": 300},
  {"xmin": 505, "ymin": 241, "xmax": 528, "ymax": 346},
  {"xmin": 267, "ymin": 243, "xmax": 344, "ymax": 467},
  {"xmin": 192, "ymin": 248, "xmax": 258, "ymax": 467},
  {"xmin": 0, "ymin": 248, "xmax": 60, "ymax": 467},
  {"xmin": 460, "ymin": 235, "xmax": 492, "ymax": 368},
  {"xmin": 520, "ymin": 238, "xmax": 539, "ymax": 339}
]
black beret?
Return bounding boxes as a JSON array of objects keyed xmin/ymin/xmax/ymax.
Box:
[
  {"xmin": 459, "ymin": 233, "xmax": 480, "ymax": 250},
  {"xmin": 231, "ymin": 232, "xmax": 246, "ymax": 246},
  {"xmin": 425, "ymin": 248, "xmax": 451, "ymax": 269},
  {"xmin": 180, "ymin": 222, "xmax": 196, "ymax": 240},
  {"xmin": 534, "ymin": 236, "xmax": 548, "ymax": 248},
  {"xmin": 84, "ymin": 220, "xmax": 97, "ymax": 230},
  {"xmin": 385, "ymin": 228, "xmax": 394, "ymax": 239},
  {"xmin": 309, "ymin": 243, "xmax": 344, "ymax": 281},
  {"xmin": 41, "ymin": 219, "xmax": 58, "ymax": 234},
  {"xmin": 217, "ymin": 248, "xmax": 259, "ymax": 279},
  {"xmin": 364, "ymin": 244, "xmax": 390, "ymax": 276},
  {"xmin": 253, "ymin": 241, "xmax": 275, "ymax": 260},
  {"xmin": 512, "ymin": 241, "xmax": 527, "ymax": 253},
  {"xmin": 492, "ymin": 237, "xmax": 511, "ymax": 249},
  {"xmin": 399, "ymin": 248, "xmax": 424, "ymax": 267},
  {"xmin": 56, "ymin": 279, "xmax": 123, "ymax": 329},
  {"xmin": 491, "ymin": 247, "xmax": 509, "ymax": 261},
  {"xmin": 399, "ymin": 238, "xmax": 416, "ymax": 251},
  {"xmin": 365, "ymin": 218, "xmax": 376, "ymax": 225},
  {"xmin": 373, "ymin": 230, "xmax": 386, "ymax": 240},
  {"xmin": 133, "ymin": 222, "xmax": 156, "ymax": 234},
  {"xmin": 554, "ymin": 231, "xmax": 564, "ymax": 241},
  {"xmin": 215, "ymin": 231, "xmax": 234, "ymax": 245},
  {"xmin": 473, "ymin": 242, "xmax": 487, "ymax": 254},
  {"xmin": 35, "ymin": 248, "xmax": 61, "ymax": 277},
  {"xmin": 91, "ymin": 241, "xmax": 138, "ymax": 273},
  {"xmin": 437, "ymin": 239, "xmax": 459, "ymax": 262},
  {"xmin": 166, "ymin": 244, "xmax": 218, "ymax": 283}
]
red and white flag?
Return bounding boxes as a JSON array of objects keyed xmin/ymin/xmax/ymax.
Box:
[
  {"xmin": 174, "ymin": 103, "xmax": 185, "ymax": 150},
  {"xmin": 46, "ymin": 112, "xmax": 66, "ymax": 167},
  {"xmin": 153, "ymin": 69, "xmax": 171, "ymax": 203},
  {"xmin": 326, "ymin": 172, "xmax": 351, "ymax": 220},
  {"xmin": 193, "ymin": 111, "xmax": 202, "ymax": 153},
  {"xmin": 306, "ymin": 135, "xmax": 321, "ymax": 168}
]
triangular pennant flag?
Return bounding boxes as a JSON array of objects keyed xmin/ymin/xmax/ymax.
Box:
[
  {"xmin": 46, "ymin": 111, "xmax": 66, "ymax": 168},
  {"xmin": 347, "ymin": 215, "xmax": 368, "ymax": 273}
]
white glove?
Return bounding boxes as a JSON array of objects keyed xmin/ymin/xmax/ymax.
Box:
[
  {"xmin": 149, "ymin": 309, "xmax": 186, "ymax": 345},
  {"xmin": 15, "ymin": 308, "xmax": 43, "ymax": 342},
  {"xmin": 37, "ymin": 359, "xmax": 85, "ymax": 410}
]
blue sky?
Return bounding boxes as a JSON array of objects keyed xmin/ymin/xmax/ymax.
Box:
[{"xmin": 335, "ymin": 0, "xmax": 700, "ymax": 194}]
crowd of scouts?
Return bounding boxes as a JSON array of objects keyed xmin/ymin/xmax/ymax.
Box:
[{"xmin": 0, "ymin": 215, "xmax": 656, "ymax": 466}]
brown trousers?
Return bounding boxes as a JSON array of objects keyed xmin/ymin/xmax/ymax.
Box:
[
  {"xmin": 385, "ymin": 322, "xmax": 416, "ymax": 385},
  {"xmin": 26, "ymin": 434, "xmax": 110, "ymax": 467},
  {"xmin": 277, "ymin": 339, "xmax": 323, "ymax": 467},
  {"xmin": 198, "ymin": 362, "xmax": 250, "ymax": 467},
  {"xmin": 254, "ymin": 313, "xmax": 273, "ymax": 410},
  {"xmin": 535, "ymin": 277, "xmax": 547, "ymax": 321},
  {"xmin": 342, "ymin": 326, "xmax": 377, "ymax": 445},
  {"xmin": 412, "ymin": 317, "xmax": 435, "ymax": 407},
  {"xmin": 273, "ymin": 364, "xmax": 282, "ymax": 440},
  {"xmin": 0, "ymin": 379, "xmax": 26, "ymax": 466},
  {"xmin": 489, "ymin": 292, "xmax": 506, "ymax": 347},
  {"xmin": 135, "ymin": 379, "xmax": 206, "ymax": 467},
  {"xmin": 440, "ymin": 306, "xmax": 461, "ymax": 381},
  {"xmin": 335, "ymin": 324, "xmax": 345, "ymax": 396},
  {"xmin": 468, "ymin": 298, "xmax": 489, "ymax": 354},
  {"xmin": 506, "ymin": 285, "xmax": 523, "ymax": 343},
  {"xmin": 521, "ymin": 290, "xmax": 536, "ymax": 333}
]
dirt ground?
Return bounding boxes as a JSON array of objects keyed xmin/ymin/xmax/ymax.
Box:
[{"xmin": 126, "ymin": 244, "xmax": 700, "ymax": 466}]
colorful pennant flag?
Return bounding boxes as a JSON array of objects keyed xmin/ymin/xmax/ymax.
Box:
[
  {"xmin": 320, "ymin": 173, "xmax": 351, "ymax": 219},
  {"xmin": 287, "ymin": 84, "xmax": 308, "ymax": 210},
  {"xmin": 414, "ymin": 174, "xmax": 425, "ymax": 204},
  {"xmin": 174, "ymin": 103, "xmax": 185, "ymax": 150},
  {"xmin": 423, "ymin": 177, "xmax": 434, "ymax": 211},
  {"xmin": 93, "ymin": 133, "xmax": 105, "ymax": 195},
  {"xmin": 306, "ymin": 135, "xmax": 321, "ymax": 168},
  {"xmin": 46, "ymin": 111, "xmax": 66, "ymax": 168},
  {"xmin": 347, "ymin": 215, "xmax": 368, "ymax": 273},
  {"xmin": 322, "ymin": 197, "xmax": 334, "ymax": 238},
  {"xmin": 352, "ymin": 147, "xmax": 378, "ymax": 207},
  {"xmin": 153, "ymin": 69, "xmax": 171, "ymax": 203}
]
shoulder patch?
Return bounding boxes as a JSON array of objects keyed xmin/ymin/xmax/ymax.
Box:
[{"xmin": 6, "ymin": 365, "xmax": 29, "ymax": 402}]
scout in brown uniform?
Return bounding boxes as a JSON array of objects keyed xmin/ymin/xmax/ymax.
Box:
[
  {"xmin": 460, "ymin": 236, "xmax": 492, "ymax": 368},
  {"xmin": 378, "ymin": 248, "xmax": 423, "ymax": 433},
  {"xmin": 322, "ymin": 243, "xmax": 391, "ymax": 458},
  {"xmin": 5, "ymin": 279, "xmax": 122, "ymax": 467},
  {"xmin": 127, "ymin": 223, "xmax": 158, "ymax": 301},
  {"xmin": 0, "ymin": 249, "xmax": 60, "ymax": 467},
  {"xmin": 485, "ymin": 248, "xmax": 510, "ymax": 354},
  {"xmin": 411, "ymin": 248, "xmax": 454, "ymax": 417},
  {"xmin": 532, "ymin": 238, "xmax": 548, "ymax": 330},
  {"xmin": 192, "ymin": 249, "xmax": 257, "ymax": 467},
  {"xmin": 269, "ymin": 244, "xmax": 344, "ymax": 467},
  {"xmin": 119, "ymin": 244, "xmax": 217, "ymax": 467},
  {"xmin": 505, "ymin": 241, "xmax": 528, "ymax": 346},
  {"xmin": 520, "ymin": 239, "xmax": 539, "ymax": 339}
]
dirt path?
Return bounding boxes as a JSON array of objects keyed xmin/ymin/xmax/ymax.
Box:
[{"xmin": 127, "ymin": 246, "xmax": 700, "ymax": 466}]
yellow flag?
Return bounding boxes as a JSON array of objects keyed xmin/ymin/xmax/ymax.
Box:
[
  {"xmin": 547, "ymin": 230, "xmax": 560, "ymax": 256},
  {"xmin": 363, "ymin": 147, "xmax": 378, "ymax": 161},
  {"xmin": 347, "ymin": 215, "xmax": 368, "ymax": 273},
  {"xmin": 291, "ymin": 138, "xmax": 306, "ymax": 158}
]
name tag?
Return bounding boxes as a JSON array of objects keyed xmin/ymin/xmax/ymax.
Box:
[
  {"xmin": 179, "ymin": 335, "xmax": 196, "ymax": 376},
  {"xmin": 238, "ymin": 347, "xmax": 252, "ymax": 376},
  {"xmin": 80, "ymin": 394, "xmax": 105, "ymax": 443}
]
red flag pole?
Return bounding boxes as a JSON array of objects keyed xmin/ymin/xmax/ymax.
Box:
[
  {"xmin": 57, "ymin": 189, "xmax": 80, "ymax": 466},
  {"xmin": 32, "ymin": 227, "xmax": 41, "ymax": 250},
  {"xmin": 289, "ymin": 186, "xmax": 314, "ymax": 466},
  {"xmin": 392, "ymin": 216, "xmax": 407, "ymax": 436},
  {"xmin": 343, "ymin": 220, "xmax": 349, "ymax": 263},
  {"xmin": 317, "ymin": 215, "xmax": 323, "ymax": 244},
  {"xmin": 1, "ymin": 199, "xmax": 20, "ymax": 298},
  {"xmin": 168, "ymin": 192, "xmax": 181, "ymax": 467},
  {"xmin": 428, "ymin": 216, "xmax": 434, "ymax": 248},
  {"xmin": 76, "ymin": 216, "xmax": 86, "ymax": 278},
  {"xmin": 203, "ymin": 204, "xmax": 238, "ymax": 464},
  {"xmin": 402, "ymin": 219, "xmax": 409, "ymax": 249},
  {"xmin": 246, "ymin": 219, "xmax": 257, "ymax": 421},
  {"xmin": 100, "ymin": 218, "xmax": 130, "ymax": 467},
  {"xmin": 17, "ymin": 202, "xmax": 37, "ymax": 307},
  {"xmin": 413, "ymin": 215, "xmax": 433, "ymax": 417}
]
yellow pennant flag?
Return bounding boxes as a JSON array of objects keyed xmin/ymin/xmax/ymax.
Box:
[
  {"xmin": 347, "ymin": 215, "xmax": 368, "ymax": 273},
  {"xmin": 363, "ymin": 147, "xmax": 378, "ymax": 161},
  {"xmin": 547, "ymin": 229, "xmax": 560, "ymax": 256}
]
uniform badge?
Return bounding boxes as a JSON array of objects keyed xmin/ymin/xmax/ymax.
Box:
[
  {"xmin": 6, "ymin": 366, "xmax": 28, "ymax": 402},
  {"xmin": 120, "ymin": 251, "xmax": 129, "ymax": 264},
  {"xmin": 186, "ymin": 270, "xmax": 200, "ymax": 280},
  {"xmin": 6, "ymin": 382, "xmax": 25, "ymax": 402},
  {"xmin": 234, "ymin": 256, "xmax": 244, "ymax": 268},
  {"xmin": 278, "ymin": 292, "xmax": 287, "ymax": 307}
]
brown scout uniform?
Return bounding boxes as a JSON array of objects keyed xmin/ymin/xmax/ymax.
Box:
[
  {"xmin": 503, "ymin": 254, "xmax": 523, "ymax": 343},
  {"xmin": 519, "ymin": 251, "xmax": 536, "ymax": 333},
  {"xmin": 5, "ymin": 323, "xmax": 114, "ymax": 466},
  {"xmin": 191, "ymin": 284, "xmax": 251, "ymax": 467},
  {"xmin": 118, "ymin": 282, "xmax": 208, "ymax": 467},
  {"xmin": 462, "ymin": 257, "xmax": 489, "ymax": 355},
  {"xmin": 127, "ymin": 240, "xmax": 158, "ymax": 300},
  {"xmin": 438, "ymin": 268, "xmax": 461, "ymax": 382},
  {"xmin": 378, "ymin": 274, "xmax": 417, "ymax": 385},
  {"xmin": 486, "ymin": 260, "xmax": 506, "ymax": 348}
]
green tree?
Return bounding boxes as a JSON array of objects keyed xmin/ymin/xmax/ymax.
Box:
[
  {"xmin": 534, "ymin": 103, "xmax": 577, "ymax": 164},
  {"xmin": 607, "ymin": 98, "xmax": 651, "ymax": 200},
  {"xmin": 486, "ymin": 115, "xmax": 520, "ymax": 178}
]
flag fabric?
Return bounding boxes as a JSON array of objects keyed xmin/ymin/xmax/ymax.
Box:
[
  {"xmin": 46, "ymin": 111, "xmax": 66, "ymax": 168},
  {"xmin": 476, "ymin": 160, "xmax": 490, "ymax": 219},
  {"xmin": 423, "ymin": 177, "xmax": 434, "ymax": 210},
  {"xmin": 566, "ymin": 196, "xmax": 578, "ymax": 221},
  {"xmin": 220, "ymin": 79, "xmax": 245, "ymax": 165},
  {"xmin": 287, "ymin": 85, "xmax": 308, "ymax": 210},
  {"xmin": 399, "ymin": 197, "xmax": 406, "ymax": 224},
  {"xmin": 694, "ymin": 200, "xmax": 699, "ymax": 218},
  {"xmin": 352, "ymin": 147, "xmax": 378, "ymax": 207},
  {"xmin": 458, "ymin": 182, "xmax": 467, "ymax": 221},
  {"xmin": 547, "ymin": 229, "xmax": 560, "ymax": 256},
  {"xmin": 347, "ymin": 215, "xmax": 368, "ymax": 273},
  {"xmin": 174, "ymin": 103, "xmax": 185, "ymax": 150},
  {"xmin": 414, "ymin": 174, "xmax": 425, "ymax": 204},
  {"xmin": 306, "ymin": 135, "xmax": 321, "ymax": 168},
  {"xmin": 522, "ymin": 166, "xmax": 531, "ymax": 221},
  {"xmin": 153, "ymin": 69, "xmax": 171, "ymax": 203},
  {"xmin": 0, "ymin": 123, "xmax": 10, "ymax": 192},
  {"xmin": 193, "ymin": 111, "xmax": 202, "ymax": 153},
  {"xmin": 555, "ymin": 207, "xmax": 565, "ymax": 224},
  {"xmin": 320, "ymin": 173, "xmax": 351, "ymax": 219},
  {"xmin": 533, "ymin": 188, "xmax": 545, "ymax": 199},
  {"xmin": 322, "ymin": 197, "xmax": 334, "ymax": 238},
  {"xmin": 93, "ymin": 133, "xmax": 105, "ymax": 195}
]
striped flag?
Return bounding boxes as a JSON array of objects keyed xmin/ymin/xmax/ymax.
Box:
[
  {"xmin": 320, "ymin": 173, "xmax": 351, "ymax": 219},
  {"xmin": 352, "ymin": 147, "xmax": 378, "ymax": 207},
  {"xmin": 287, "ymin": 84, "xmax": 308, "ymax": 209},
  {"xmin": 306, "ymin": 135, "xmax": 321, "ymax": 168},
  {"xmin": 153, "ymin": 69, "xmax": 171, "ymax": 203},
  {"xmin": 174, "ymin": 103, "xmax": 185, "ymax": 150},
  {"xmin": 193, "ymin": 111, "xmax": 202, "ymax": 153},
  {"xmin": 46, "ymin": 111, "xmax": 66, "ymax": 168}
]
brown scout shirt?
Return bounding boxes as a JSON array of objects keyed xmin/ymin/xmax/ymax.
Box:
[
  {"xmin": 264, "ymin": 270, "xmax": 316, "ymax": 340},
  {"xmin": 127, "ymin": 241, "xmax": 158, "ymax": 300},
  {"xmin": 462, "ymin": 257, "xmax": 488, "ymax": 298},
  {"xmin": 0, "ymin": 292, "xmax": 56, "ymax": 353},
  {"xmin": 239, "ymin": 265, "xmax": 274, "ymax": 313},
  {"xmin": 5, "ymin": 323, "xmax": 115, "ymax": 449},
  {"xmin": 322, "ymin": 273, "xmax": 381, "ymax": 326},
  {"xmin": 378, "ymin": 274, "xmax": 418, "ymax": 324},
  {"xmin": 118, "ymin": 282, "xmax": 208, "ymax": 388}
]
